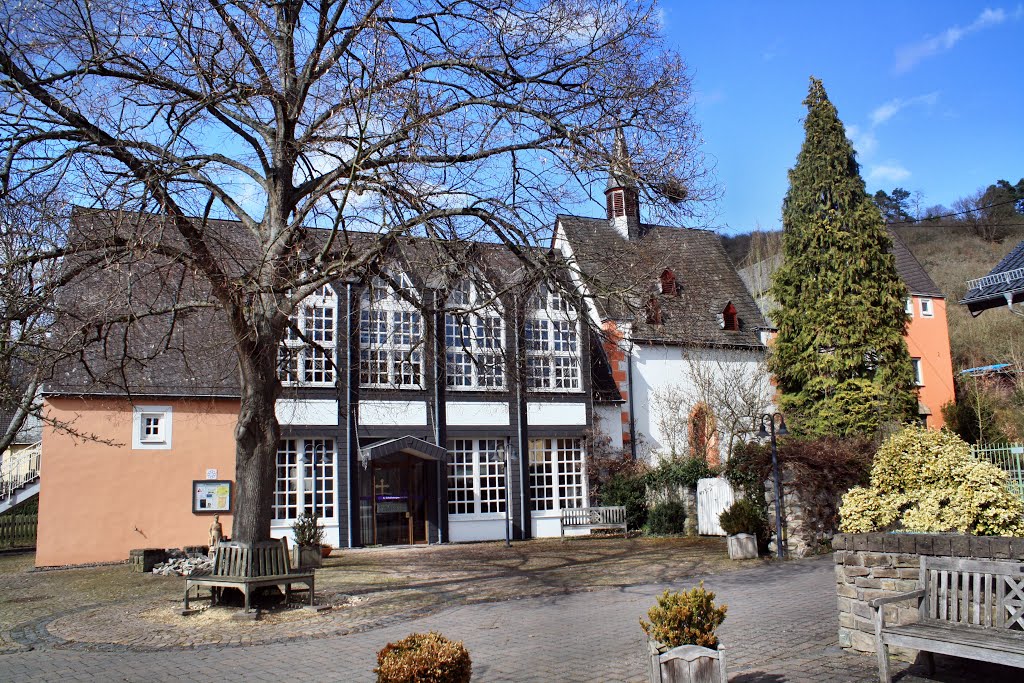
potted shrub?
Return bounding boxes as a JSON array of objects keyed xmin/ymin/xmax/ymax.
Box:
[
  {"xmin": 292, "ymin": 513, "xmax": 325, "ymax": 569},
  {"xmin": 718, "ymin": 498, "xmax": 764, "ymax": 560},
  {"xmin": 375, "ymin": 631, "xmax": 472, "ymax": 683},
  {"xmin": 640, "ymin": 584, "xmax": 728, "ymax": 683}
]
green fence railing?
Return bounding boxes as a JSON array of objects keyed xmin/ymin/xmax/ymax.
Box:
[
  {"xmin": 972, "ymin": 442, "xmax": 1024, "ymax": 501},
  {"xmin": 0, "ymin": 513, "xmax": 37, "ymax": 548}
]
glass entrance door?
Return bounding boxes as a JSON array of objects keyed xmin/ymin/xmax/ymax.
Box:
[{"xmin": 369, "ymin": 454, "xmax": 427, "ymax": 545}]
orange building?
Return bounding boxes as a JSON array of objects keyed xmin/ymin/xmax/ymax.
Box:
[{"xmin": 738, "ymin": 230, "xmax": 956, "ymax": 428}]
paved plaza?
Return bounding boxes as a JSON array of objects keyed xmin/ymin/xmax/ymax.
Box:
[{"xmin": 0, "ymin": 552, "xmax": 1017, "ymax": 682}]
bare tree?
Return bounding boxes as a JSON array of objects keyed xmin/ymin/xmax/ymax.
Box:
[
  {"xmin": 0, "ymin": 0, "xmax": 711, "ymax": 542},
  {"xmin": 648, "ymin": 349, "xmax": 773, "ymax": 463}
]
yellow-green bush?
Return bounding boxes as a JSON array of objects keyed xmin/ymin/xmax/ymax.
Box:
[
  {"xmin": 839, "ymin": 425, "xmax": 1024, "ymax": 536},
  {"xmin": 639, "ymin": 583, "xmax": 727, "ymax": 649},
  {"xmin": 375, "ymin": 631, "xmax": 472, "ymax": 683}
]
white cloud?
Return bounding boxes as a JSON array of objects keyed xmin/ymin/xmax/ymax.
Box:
[
  {"xmin": 867, "ymin": 162, "xmax": 911, "ymax": 185},
  {"xmin": 869, "ymin": 92, "xmax": 939, "ymax": 126},
  {"xmin": 846, "ymin": 124, "xmax": 878, "ymax": 158},
  {"xmin": 894, "ymin": 8, "xmax": 1015, "ymax": 73}
]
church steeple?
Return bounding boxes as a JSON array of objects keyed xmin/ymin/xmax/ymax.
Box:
[{"xmin": 605, "ymin": 128, "xmax": 641, "ymax": 240}]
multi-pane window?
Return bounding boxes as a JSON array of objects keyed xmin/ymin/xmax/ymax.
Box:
[
  {"xmin": 447, "ymin": 439, "xmax": 507, "ymax": 515},
  {"xmin": 279, "ymin": 285, "xmax": 337, "ymax": 385},
  {"xmin": 525, "ymin": 283, "xmax": 580, "ymax": 391},
  {"xmin": 528, "ymin": 438, "xmax": 585, "ymax": 511},
  {"xmin": 359, "ymin": 274, "xmax": 423, "ymax": 388},
  {"xmin": 132, "ymin": 405, "xmax": 172, "ymax": 450},
  {"xmin": 273, "ymin": 438, "xmax": 336, "ymax": 521},
  {"xmin": 920, "ymin": 297, "xmax": 934, "ymax": 318},
  {"xmin": 912, "ymin": 358, "xmax": 924, "ymax": 386},
  {"xmin": 445, "ymin": 279, "xmax": 505, "ymax": 390}
]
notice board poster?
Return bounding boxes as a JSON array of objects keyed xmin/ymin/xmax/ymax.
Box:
[{"xmin": 192, "ymin": 480, "xmax": 232, "ymax": 513}]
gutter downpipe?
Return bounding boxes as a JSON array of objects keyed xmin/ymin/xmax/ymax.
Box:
[
  {"xmin": 345, "ymin": 282, "xmax": 355, "ymax": 549},
  {"xmin": 433, "ymin": 291, "xmax": 446, "ymax": 544},
  {"xmin": 626, "ymin": 335, "xmax": 637, "ymax": 461}
]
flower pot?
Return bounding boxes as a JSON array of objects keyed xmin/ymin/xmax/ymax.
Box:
[
  {"xmin": 293, "ymin": 545, "xmax": 323, "ymax": 569},
  {"xmin": 648, "ymin": 640, "xmax": 727, "ymax": 683},
  {"xmin": 726, "ymin": 533, "xmax": 758, "ymax": 560}
]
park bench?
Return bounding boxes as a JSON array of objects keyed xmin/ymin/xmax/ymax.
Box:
[
  {"xmin": 871, "ymin": 556, "xmax": 1024, "ymax": 683},
  {"xmin": 560, "ymin": 506, "xmax": 628, "ymax": 539},
  {"xmin": 184, "ymin": 539, "xmax": 314, "ymax": 611}
]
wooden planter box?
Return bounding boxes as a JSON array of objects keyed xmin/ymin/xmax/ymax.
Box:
[
  {"xmin": 292, "ymin": 545, "xmax": 323, "ymax": 569},
  {"xmin": 648, "ymin": 641, "xmax": 727, "ymax": 683},
  {"xmin": 727, "ymin": 533, "xmax": 758, "ymax": 560}
]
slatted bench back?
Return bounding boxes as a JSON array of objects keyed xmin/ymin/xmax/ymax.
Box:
[
  {"xmin": 213, "ymin": 539, "xmax": 292, "ymax": 578},
  {"xmin": 561, "ymin": 506, "xmax": 626, "ymax": 526},
  {"xmin": 920, "ymin": 556, "xmax": 1024, "ymax": 631}
]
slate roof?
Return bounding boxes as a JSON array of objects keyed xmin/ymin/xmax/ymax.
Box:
[
  {"xmin": 737, "ymin": 229, "xmax": 944, "ymax": 328},
  {"xmin": 960, "ymin": 239, "xmax": 1024, "ymax": 316},
  {"xmin": 47, "ymin": 209, "xmax": 614, "ymax": 397},
  {"xmin": 556, "ymin": 215, "xmax": 766, "ymax": 349}
]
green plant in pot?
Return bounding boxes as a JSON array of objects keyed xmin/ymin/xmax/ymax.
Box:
[
  {"xmin": 292, "ymin": 513, "xmax": 325, "ymax": 569},
  {"xmin": 640, "ymin": 584, "xmax": 728, "ymax": 683},
  {"xmin": 718, "ymin": 498, "xmax": 764, "ymax": 560}
]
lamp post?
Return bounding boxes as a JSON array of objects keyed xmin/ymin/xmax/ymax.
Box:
[{"xmin": 757, "ymin": 413, "xmax": 788, "ymax": 560}]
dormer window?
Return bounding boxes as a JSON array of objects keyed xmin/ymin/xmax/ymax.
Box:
[
  {"xmin": 660, "ymin": 269, "xmax": 678, "ymax": 296},
  {"xmin": 721, "ymin": 302, "xmax": 739, "ymax": 332}
]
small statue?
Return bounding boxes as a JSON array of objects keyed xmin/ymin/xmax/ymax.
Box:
[{"xmin": 209, "ymin": 514, "xmax": 223, "ymax": 549}]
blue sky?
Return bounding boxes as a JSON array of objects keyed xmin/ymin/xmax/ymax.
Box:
[{"xmin": 660, "ymin": 2, "xmax": 1024, "ymax": 235}]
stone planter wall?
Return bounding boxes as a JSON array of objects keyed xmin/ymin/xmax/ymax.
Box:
[{"xmin": 832, "ymin": 533, "xmax": 1024, "ymax": 656}]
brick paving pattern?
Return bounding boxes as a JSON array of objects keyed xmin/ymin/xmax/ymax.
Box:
[{"xmin": 0, "ymin": 555, "xmax": 1018, "ymax": 682}]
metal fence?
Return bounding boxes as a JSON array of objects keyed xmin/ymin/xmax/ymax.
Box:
[
  {"xmin": 0, "ymin": 513, "xmax": 37, "ymax": 548},
  {"xmin": 972, "ymin": 442, "xmax": 1024, "ymax": 501}
]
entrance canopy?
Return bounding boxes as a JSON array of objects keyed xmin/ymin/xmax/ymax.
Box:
[{"xmin": 359, "ymin": 435, "xmax": 447, "ymax": 463}]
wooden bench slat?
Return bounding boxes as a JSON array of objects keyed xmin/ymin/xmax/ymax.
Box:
[{"xmin": 184, "ymin": 539, "xmax": 314, "ymax": 611}]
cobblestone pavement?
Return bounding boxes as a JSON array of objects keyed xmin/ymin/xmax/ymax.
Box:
[{"xmin": 0, "ymin": 555, "xmax": 1017, "ymax": 682}]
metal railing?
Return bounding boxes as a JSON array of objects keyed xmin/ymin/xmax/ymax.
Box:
[
  {"xmin": 966, "ymin": 267, "xmax": 1024, "ymax": 292},
  {"xmin": 972, "ymin": 442, "xmax": 1024, "ymax": 501},
  {"xmin": 0, "ymin": 442, "xmax": 41, "ymax": 502}
]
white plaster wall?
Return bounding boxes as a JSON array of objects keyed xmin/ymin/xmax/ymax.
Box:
[
  {"xmin": 448, "ymin": 517, "xmax": 509, "ymax": 542},
  {"xmin": 526, "ymin": 402, "xmax": 587, "ymax": 426},
  {"xmin": 594, "ymin": 404, "xmax": 624, "ymax": 451},
  {"xmin": 359, "ymin": 400, "xmax": 428, "ymax": 426},
  {"xmin": 276, "ymin": 399, "xmax": 339, "ymax": 426},
  {"xmin": 446, "ymin": 402, "xmax": 510, "ymax": 426},
  {"xmin": 271, "ymin": 520, "xmax": 341, "ymax": 548},
  {"xmin": 631, "ymin": 345, "xmax": 771, "ymax": 463}
]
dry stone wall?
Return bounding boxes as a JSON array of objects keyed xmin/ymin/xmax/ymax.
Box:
[{"xmin": 832, "ymin": 533, "xmax": 1024, "ymax": 657}]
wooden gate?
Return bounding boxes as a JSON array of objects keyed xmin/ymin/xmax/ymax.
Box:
[{"xmin": 696, "ymin": 477, "xmax": 735, "ymax": 536}]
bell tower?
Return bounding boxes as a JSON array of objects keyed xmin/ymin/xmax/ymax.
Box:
[{"xmin": 605, "ymin": 128, "xmax": 641, "ymax": 240}]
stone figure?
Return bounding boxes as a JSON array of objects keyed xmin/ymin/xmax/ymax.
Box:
[{"xmin": 209, "ymin": 514, "xmax": 223, "ymax": 548}]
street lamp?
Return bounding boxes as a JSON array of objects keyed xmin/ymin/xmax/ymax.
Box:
[{"xmin": 757, "ymin": 413, "xmax": 788, "ymax": 560}]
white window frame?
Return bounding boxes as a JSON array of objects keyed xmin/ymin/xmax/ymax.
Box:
[
  {"xmin": 905, "ymin": 298, "xmax": 914, "ymax": 317},
  {"xmin": 525, "ymin": 283, "xmax": 582, "ymax": 392},
  {"xmin": 445, "ymin": 279, "xmax": 505, "ymax": 391},
  {"xmin": 132, "ymin": 405, "xmax": 172, "ymax": 450},
  {"xmin": 359, "ymin": 273, "xmax": 424, "ymax": 389},
  {"xmin": 279, "ymin": 285, "xmax": 338, "ymax": 387},
  {"xmin": 272, "ymin": 437, "xmax": 337, "ymax": 522},
  {"xmin": 528, "ymin": 437, "xmax": 586, "ymax": 513},
  {"xmin": 447, "ymin": 438, "xmax": 508, "ymax": 518},
  {"xmin": 919, "ymin": 297, "xmax": 934, "ymax": 318},
  {"xmin": 912, "ymin": 358, "xmax": 924, "ymax": 386}
]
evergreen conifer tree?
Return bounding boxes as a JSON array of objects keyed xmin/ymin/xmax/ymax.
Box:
[{"xmin": 768, "ymin": 78, "xmax": 917, "ymax": 436}]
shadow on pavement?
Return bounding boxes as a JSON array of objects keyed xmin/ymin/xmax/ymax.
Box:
[{"xmin": 730, "ymin": 673, "xmax": 786, "ymax": 683}]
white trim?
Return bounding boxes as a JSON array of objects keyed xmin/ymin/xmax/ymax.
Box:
[
  {"xmin": 358, "ymin": 400, "xmax": 429, "ymax": 426},
  {"xmin": 526, "ymin": 402, "xmax": 587, "ymax": 426},
  {"xmin": 132, "ymin": 405, "xmax": 172, "ymax": 450},
  {"xmin": 446, "ymin": 401, "xmax": 510, "ymax": 426},
  {"xmin": 276, "ymin": 399, "xmax": 339, "ymax": 426},
  {"xmin": 920, "ymin": 297, "xmax": 934, "ymax": 318}
]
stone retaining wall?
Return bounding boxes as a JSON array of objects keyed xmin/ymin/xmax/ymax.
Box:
[{"xmin": 832, "ymin": 532, "xmax": 1024, "ymax": 656}]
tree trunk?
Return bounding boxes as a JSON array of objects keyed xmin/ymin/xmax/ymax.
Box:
[{"xmin": 230, "ymin": 333, "xmax": 282, "ymax": 544}]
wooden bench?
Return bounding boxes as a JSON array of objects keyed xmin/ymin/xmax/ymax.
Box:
[
  {"xmin": 560, "ymin": 506, "xmax": 628, "ymax": 539},
  {"xmin": 184, "ymin": 539, "xmax": 314, "ymax": 611},
  {"xmin": 871, "ymin": 556, "xmax": 1024, "ymax": 683}
]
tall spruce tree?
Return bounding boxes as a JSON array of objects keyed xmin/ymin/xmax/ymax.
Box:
[{"xmin": 768, "ymin": 78, "xmax": 917, "ymax": 436}]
